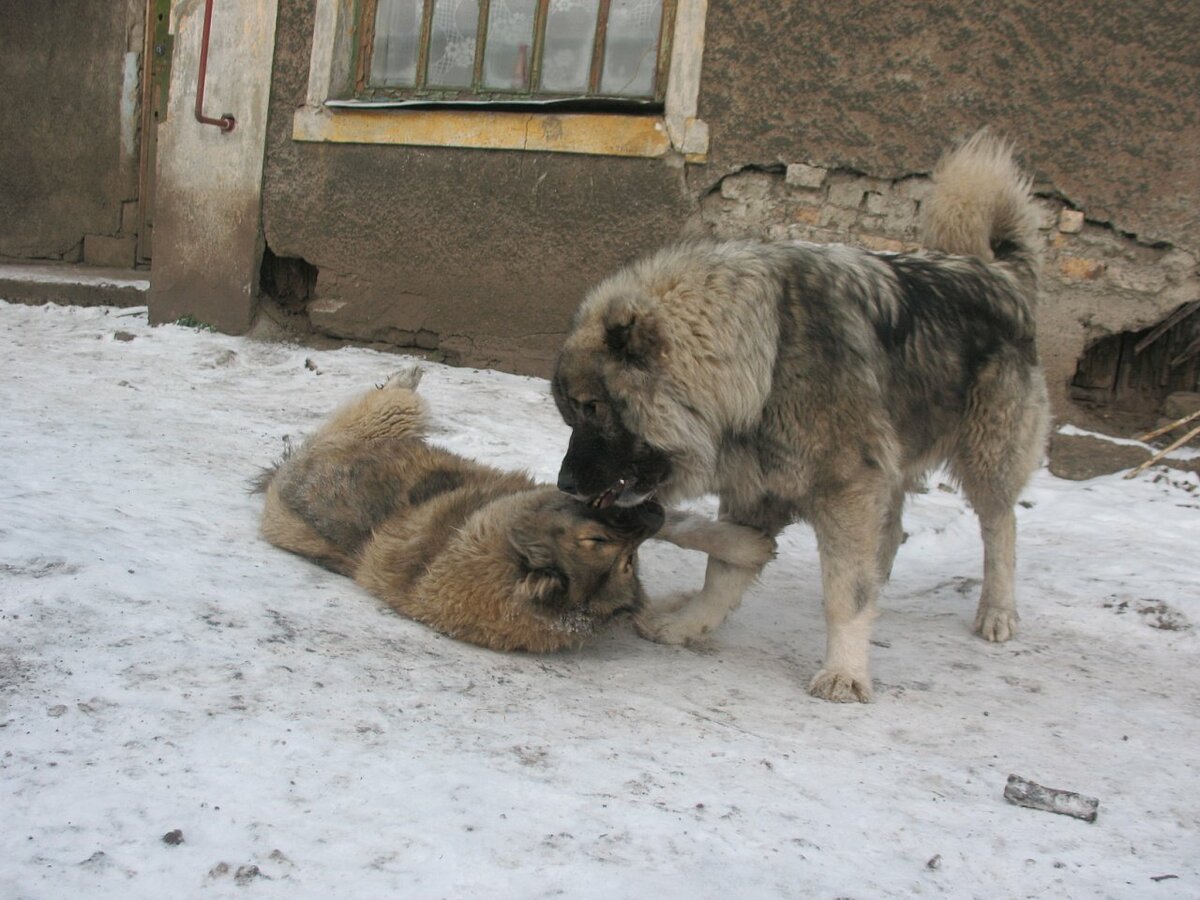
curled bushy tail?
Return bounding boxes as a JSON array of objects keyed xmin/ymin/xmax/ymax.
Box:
[{"xmin": 922, "ymin": 130, "xmax": 1041, "ymax": 291}]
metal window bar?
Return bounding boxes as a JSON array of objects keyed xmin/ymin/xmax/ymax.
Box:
[{"xmin": 357, "ymin": 0, "xmax": 674, "ymax": 104}]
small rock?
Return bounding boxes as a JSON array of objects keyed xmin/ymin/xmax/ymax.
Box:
[
  {"xmin": 162, "ymin": 829, "xmax": 184, "ymax": 846},
  {"xmin": 927, "ymin": 854, "xmax": 942, "ymax": 870},
  {"xmin": 1058, "ymin": 209, "xmax": 1085, "ymax": 233},
  {"xmin": 1163, "ymin": 391, "xmax": 1200, "ymax": 421},
  {"xmin": 1048, "ymin": 433, "xmax": 1148, "ymax": 480},
  {"xmin": 235, "ymin": 864, "xmax": 266, "ymax": 884}
]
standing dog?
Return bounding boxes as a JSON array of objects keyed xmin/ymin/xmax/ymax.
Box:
[
  {"xmin": 256, "ymin": 368, "xmax": 773, "ymax": 652},
  {"xmin": 551, "ymin": 131, "xmax": 1049, "ymax": 701}
]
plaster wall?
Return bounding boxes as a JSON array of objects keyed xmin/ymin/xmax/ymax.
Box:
[
  {"xmin": 0, "ymin": 0, "xmax": 144, "ymax": 263},
  {"xmin": 261, "ymin": 2, "xmax": 693, "ymax": 376}
]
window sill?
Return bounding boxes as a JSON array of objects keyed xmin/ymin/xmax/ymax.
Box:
[{"xmin": 291, "ymin": 104, "xmax": 708, "ymax": 162}]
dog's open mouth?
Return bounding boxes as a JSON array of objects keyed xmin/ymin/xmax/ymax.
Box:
[{"xmin": 589, "ymin": 477, "xmax": 630, "ymax": 510}]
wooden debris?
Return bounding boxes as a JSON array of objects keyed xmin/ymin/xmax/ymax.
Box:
[
  {"xmin": 1125, "ymin": 415, "xmax": 1200, "ymax": 479},
  {"xmin": 1133, "ymin": 299, "xmax": 1200, "ymax": 355},
  {"xmin": 1134, "ymin": 406, "xmax": 1200, "ymax": 443},
  {"xmin": 1003, "ymin": 774, "xmax": 1099, "ymax": 822}
]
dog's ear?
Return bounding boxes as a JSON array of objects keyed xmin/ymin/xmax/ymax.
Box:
[
  {"xmin": 604, "ymin": 304, "xmax": 664, "ymax": 365},
  {"xmin": 514, "ymin": 565, "xmax": 569, "ymax": 609},
  {"xmin": 510, "ymin": 524, "xmax": 570, "ymax": 609}
]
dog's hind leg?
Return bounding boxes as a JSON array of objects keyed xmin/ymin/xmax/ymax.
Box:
[
  {"xmin": 953, "ymin": 359, "xmax": 1050, "ymax": 642},
  {"xmin": 877, "ymin": 482, "xmax": 907, "ymax": 582},
  {"xmin": 321, "ymin": 367, "xmax": 429, "ymax": 443},
  {"xmin": 971, "ymin": 503, "xmax": 1019, "ymax": 641}
]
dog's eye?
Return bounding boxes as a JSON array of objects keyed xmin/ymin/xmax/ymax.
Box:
[
  {"xmin": 577, "ymin": 400, "xmax": 598, "ymax": 419},
  {"xmin": 581, "ymin": 534, "xmax": 609, "ymax": 546}
]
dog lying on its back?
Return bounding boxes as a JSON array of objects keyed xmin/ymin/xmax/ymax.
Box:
[{"xmin": 255, "ymin": 367, "xmax": 774, "ymax": 652}]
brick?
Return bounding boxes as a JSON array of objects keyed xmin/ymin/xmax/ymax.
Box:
[
  {"xmin": 1058, "ymin": 209, "xmax": 1085, "ymax": 233},
  {"xmin": 818, "ymin": 204, "xmax": 860, "ymax": 229},
  {"xmin": 1108, "ymin": 264, "xmax": 1167, "ymax": 294},
  {"xmin": 788, "ymin": 205, "xmax": 821, "ymax": 226},
  {"xmin": 1059, "ymin": 256, "xmax": 1106, "ymax": 280},
  {"xmin": 1036, "ymin": 201, "xmax": 1059, "ymax": 231},
  {"xmin": 826, "ymin": 180, "xmax": 866, "ymax": 209},
  {"xmin": 786, "ymin": 163, "xmax": 827, "ymax": 189},
  {"xmin": 720, "ymin": 171, "xmax": 775, "ymax": 201},
  {"xmin": 857, "ymin": 234, "xmax": 907, "ymax": 253},
  {"xmin": 895, "ymin": 182, "xmax": 932, "ymax": 205}
]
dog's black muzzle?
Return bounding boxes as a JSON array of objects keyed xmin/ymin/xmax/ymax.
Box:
[
  {"xmin": 556, "ymin": 423, "xmax": 670, "ymax": 510},
  {"xmin": 585, "ymin": 499, "xmax": 665, "ymax": 539}
]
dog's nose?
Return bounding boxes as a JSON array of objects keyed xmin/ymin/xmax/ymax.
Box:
[{"xmin": 556, "ymin": 467, "xmax": 578, "ymax": 496}]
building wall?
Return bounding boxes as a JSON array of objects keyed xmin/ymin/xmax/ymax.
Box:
[
  {"xmin": 147, "ymin": 0, "xmax": 280, "ymax": 333},
  {"xmin": 261, "ymin": 0, "xmax": 1198, "ymax": 420},
  {"xmin": 0, "ymin": 0, "xmax": 144, "ymax": 266},
  {"xmin": 261, "ymin": 4, "xmax": 694, "ymax": 376}
]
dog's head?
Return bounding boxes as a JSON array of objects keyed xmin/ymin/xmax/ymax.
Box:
[
  {"xmin": 551, "ymin": 291, "xmax": 676, "ymax": 509},
  {"xmin": 508, "ymin": 490, "xmax": 664, "ymax": 632}
]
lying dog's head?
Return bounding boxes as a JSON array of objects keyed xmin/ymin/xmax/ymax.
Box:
[{"xmin": 508, "ymin": 490, "xmax": 664, "ymax": 628}]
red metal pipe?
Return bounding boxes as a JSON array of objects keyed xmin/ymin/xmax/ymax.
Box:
[{"xmin": 195, "ymin": 0, "xmax": 236, "ymax": 132}]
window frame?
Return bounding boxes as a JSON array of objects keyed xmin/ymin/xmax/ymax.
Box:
[
  {"xmin": 354, "ymin": 0, "xmax": 677, "ymax": 106},
  {"xmin": 293, "ymin": 0, "xmax": 710, "ymax": 161}
]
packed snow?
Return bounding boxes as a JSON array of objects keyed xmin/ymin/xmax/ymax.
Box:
[{"xmin": 1, "ymin": 300, "xmax": 1197, "ymax": 898}]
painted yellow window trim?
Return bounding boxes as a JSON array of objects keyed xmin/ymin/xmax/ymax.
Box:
[
  {"xmin": 293, "ymin": 106, "xmax": 707, "ymax": 161},
  {"xmin": 295, "ymin": 0, "xmax": 709, "ymax": 162}
]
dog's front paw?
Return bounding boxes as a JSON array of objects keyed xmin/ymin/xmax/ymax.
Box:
[
  {"xmin": 974, "ymin": 606, "xmax": 1018, "ymax": 642},
  {"xmin": 808, "ymin": 669, "xmax": 873, "ymax": 703},
  {"xmin": 634, "ymin": 594, "xmax": 711, "ymax": 646},
  {"xmin": 719, "ymin": 527, "xmax": 777, "ymax": 569}
]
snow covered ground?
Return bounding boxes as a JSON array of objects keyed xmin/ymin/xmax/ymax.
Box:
[{"xmin": 1, "ymin": 300, "xmax": 1197, "ymax": 899}]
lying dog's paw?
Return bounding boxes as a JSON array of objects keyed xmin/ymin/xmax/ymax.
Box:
[
  {"xmin": 974, "ymin": 606, "xmax": 1018, "ymax": 643},
  {"xmin": 382, "ymin": 366, "xmax": 424, "ymax": 392},
  {"xmin": 808, "ymin": 669, "xmax": 873, "ymax": 703}
]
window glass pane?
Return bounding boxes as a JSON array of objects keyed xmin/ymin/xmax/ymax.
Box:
[
  {"xmin": 483, "ymin": 0, "xmax": 538, "ymax": 91},
  {"xmin": 600, "ymin": 0, "xmax": 662, "ymax": 98},
  {"xmin": 540, "ymin": 0, "xmax": 599, "ymax": 94},
  {"xmin": 427, "ymin": 0, "xmax": 481, "ymax": 88},
  {"xmin": 371, "ymin": 0, "xmax": 423, "ymax": 87}
]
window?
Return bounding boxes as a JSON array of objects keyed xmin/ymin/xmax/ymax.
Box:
[
  {"xmin": 358, "ymin": 0, "xmax": 675, "ymax": 106},
  {"xmin": 294, "ymin": 0, "xmax": 709, "ymax": 159}
]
